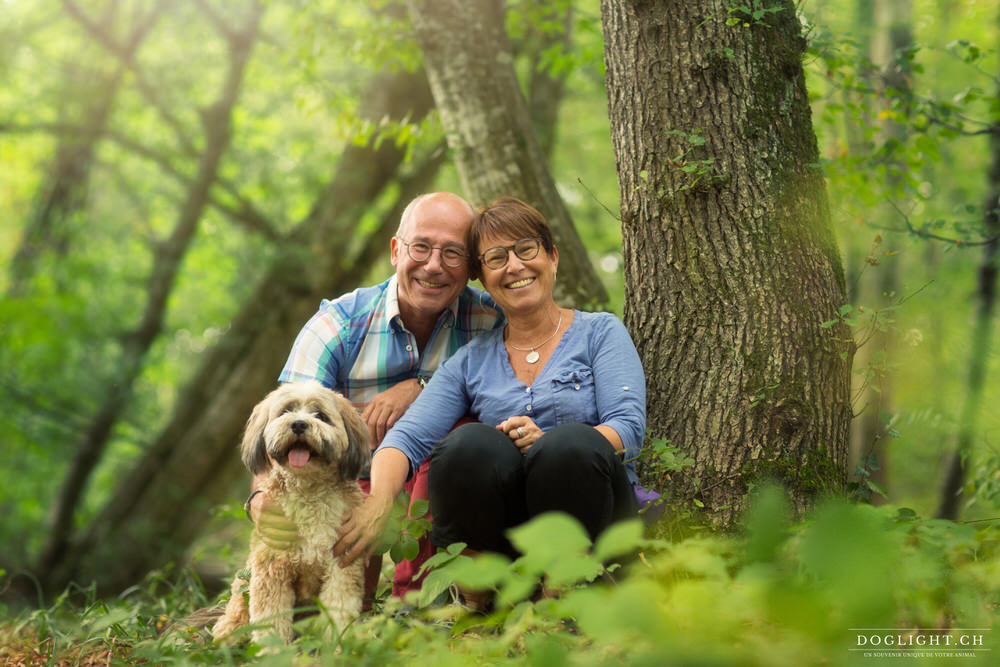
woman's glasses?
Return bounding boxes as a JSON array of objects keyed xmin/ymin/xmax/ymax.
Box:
[
  {"xmin": 478, "ymin": 238, "xmax": 542, "ymax": 270},
  {"xmin": 396, "ymin": 237, "xmax": 468, "ymax": 268}
]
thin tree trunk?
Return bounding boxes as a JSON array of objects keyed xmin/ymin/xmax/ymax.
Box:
[
  {"xmin": 601, "ymin": 0, "xmax": 853, "ymax": 520},
  {"xmin": 849, "ymin": 0, "xmax": 912, "ymax": 502},
  {"xmin": 407, "ymin": 0, "xmax": 608, "ymax": 310},
  {"xmin": 936, "ymin": 46, "xmax": 1000, "ymax": 519},
  {"xmin": 39, "ymin": 68, "xmax": 438, "ymax": 596},
  {"xmin": 841, "ymin": 0, "xmax": 877, "ymax": 300},
  {"xmin": 523, "ymin": 2, "xmax": 574, "ymax": 159},
  {"xmin": 6, "ymin": 0, "xmax": 167, "ymax": 297},
  {"xmin": 35, "ymin": 2, "xmax": 263, "ymax": 581}
]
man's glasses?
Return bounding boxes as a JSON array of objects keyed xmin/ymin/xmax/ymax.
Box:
[
  {"xmin": 396, "ymin": 237, "xmax": 468, "ymax": 268},
  {"xmin": 478, "ymin": 238, "xmax": 542, "ymax": 270}
]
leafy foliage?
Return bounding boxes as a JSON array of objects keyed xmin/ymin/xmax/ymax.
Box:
[{"xmin": 3, "ymin": 493, "xmax": 998, "ymax": 665}]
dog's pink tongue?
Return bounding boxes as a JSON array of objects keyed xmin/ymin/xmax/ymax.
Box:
[{"xmin": 288, "ymin": 447, "xmax": 311, "ymax": 468}]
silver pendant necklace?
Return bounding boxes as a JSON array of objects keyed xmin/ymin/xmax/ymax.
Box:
[{"xmin": 507, "ymin": 311, "xmax": 563, "ymax": 364}]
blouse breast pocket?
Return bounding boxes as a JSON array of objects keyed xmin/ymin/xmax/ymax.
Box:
[{"xmin": 551, "ymin": 368, "xmax": 598, "ymax": 425}]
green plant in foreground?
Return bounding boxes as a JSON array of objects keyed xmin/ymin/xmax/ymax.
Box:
[{"xmin": 2, "ymin": 490, "xmax": 998, "ymax": 665}]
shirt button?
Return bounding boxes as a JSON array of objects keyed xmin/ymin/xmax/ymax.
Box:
[
  {"xmin": 526, "ymin": 405, "xmax": 532, "ymax": 411},
  {"xmin": 623, "ymin": 386, "xmax": 629, "ymax": 391},
  {"xmin": 574, "ymin": 384, "xmax": 580, "ymax": 390},
  {"xmin": 406, "ymin": 345, "xmax": 412, "ymax": 351}
]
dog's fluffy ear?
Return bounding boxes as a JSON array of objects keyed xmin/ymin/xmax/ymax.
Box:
[
  {"xmin": 241, "ymin": 393, "xmax": 272, "ymax": 475},
  {"xmin": 335, "ymin": 393, "xmax": 371, "ymax": 481}
]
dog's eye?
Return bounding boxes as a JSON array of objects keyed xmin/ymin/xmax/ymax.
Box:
[{"xmin": 315, "ymin": 411, "xmax": 331, "ymax": 424}]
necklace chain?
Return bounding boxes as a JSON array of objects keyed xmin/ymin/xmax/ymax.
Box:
[{"xmin": 507, "ymin": 311, "xmax": 563, "ymax": 364}]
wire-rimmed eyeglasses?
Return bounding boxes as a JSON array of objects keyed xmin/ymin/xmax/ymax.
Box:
[{"xmin": 395, "ymin": 237, "xmax": 468, "ymax": 268}]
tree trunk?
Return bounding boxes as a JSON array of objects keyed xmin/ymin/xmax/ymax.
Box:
[
  {"xmin": 936, "ymin": 42, "xmax": 1000, "ymax": 519},
  {"xmin": 39, "ymin": 69, "xmax": 438, "ymax": 596},
  {"xmin": 6, "ymin": 0, "xmax": 167, "ymax": 297},
  {"xmin": 34, "ymin": 3, "xmax": 262, "ymax": 582},
  {"xmin": 407, "ymin": 0, "xmax": 608, "ymax": 310},
  {"xmin": 601, "ymin": 0, "xmax": 853, "ymax": 520},
  {"xmin": 849, "ymin": 0, "xmax": 913, "ymax": 502},
  {"xmin": 841, "ymin": 0, "xmax": 877, "ymax": 299},
  {"xmin": 522, "ymin": 1, "xmax": 574, "ymax": 158}
]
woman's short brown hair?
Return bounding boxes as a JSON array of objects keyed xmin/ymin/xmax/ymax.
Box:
[{"xmin": 469, "ymin": 197, "xmax": 556, "ymax": 278}]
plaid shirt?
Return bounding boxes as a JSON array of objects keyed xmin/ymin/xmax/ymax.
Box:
[{"xmin": 278, "ymin": 276, "xmax": 504, "ymax": 404}]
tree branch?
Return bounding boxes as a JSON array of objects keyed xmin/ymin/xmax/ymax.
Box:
[
  {"xmin": 62, "ymin": 0, "xmax": 198, "ymax": 156},
  {"xmin": 887, "ymin": 198, "xmax": 1000, "ymax": 247},
  {"xmin": 1, "ymin": 121, "xmax": 281, "ymax": 240}
]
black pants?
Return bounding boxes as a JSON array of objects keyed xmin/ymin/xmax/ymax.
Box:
[{"xmin": 427, "ymin": 422, "xmax": 637, "ymax": 558}]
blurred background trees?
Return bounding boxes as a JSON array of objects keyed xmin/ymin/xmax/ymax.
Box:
[{"xmin": 1, "ymin": 0, "xmax": 998, "ymax": 599}]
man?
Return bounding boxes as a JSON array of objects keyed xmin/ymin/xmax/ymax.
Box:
[{"xmin": 246, "ymin": 191, "xmax": 503, "ymax": 600}]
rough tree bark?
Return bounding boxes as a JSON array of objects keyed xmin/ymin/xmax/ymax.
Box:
[
  {"xmin": 407, "ymin": 0, "xmax": 608, "ymax": 310},
  {"xmin": 34, "ymin": 2, "xmax": 263, "ymax": 582},
  {"xmin": 601, "ymin": 0, "xmax": 853, "ymax": 519},
  {"xmin": 39, "ymin": 68, "xmax": 438, "ymax": 595}
]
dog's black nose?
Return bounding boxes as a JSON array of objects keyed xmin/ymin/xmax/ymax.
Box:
[{"xmin": 291, "ymin": 420, "xmax": 308, "ymax": 435}]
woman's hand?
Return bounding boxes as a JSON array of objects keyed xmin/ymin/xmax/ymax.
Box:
[{"xmin": 497, "ymin": 416, "xmax": 543, "ymax": 453}]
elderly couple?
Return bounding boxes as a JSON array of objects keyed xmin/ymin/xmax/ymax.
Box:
[{"xmin": 247, "ymin": 192, "xmax": 646, "ymax": 608}]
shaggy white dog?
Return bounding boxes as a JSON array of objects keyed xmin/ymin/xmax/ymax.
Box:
[{"xmin": 212, "ymin": 381, "xmax": 369, "ymax": 644}]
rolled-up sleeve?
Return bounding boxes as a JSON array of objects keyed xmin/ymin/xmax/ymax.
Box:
[{"xmin": 591, "ymin": 315, "xmax": 646, "ymax": 464}]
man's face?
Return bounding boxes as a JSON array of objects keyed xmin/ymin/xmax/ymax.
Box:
[{"xmin": 391, "ymin": 194, "xmax": 472, "ymax": 322}]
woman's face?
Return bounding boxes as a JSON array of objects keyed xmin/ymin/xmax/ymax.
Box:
[{"xmin": 477, "ymin": 234, "xmax": 559, "ymax": 316}]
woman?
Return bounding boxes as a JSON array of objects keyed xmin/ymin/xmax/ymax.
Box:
[{"xmin": 334, "ymin": 198, "xmax": 646, "ymax": 570}]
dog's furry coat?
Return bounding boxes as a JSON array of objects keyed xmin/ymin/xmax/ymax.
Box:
[{"xmin": 212, "ymin": 381, "xmax": 370, "ymax": 644}]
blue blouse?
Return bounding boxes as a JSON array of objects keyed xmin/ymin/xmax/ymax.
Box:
[{"xmin": 378, "ymin": 310, "xmax": 646, "ymax": 483}]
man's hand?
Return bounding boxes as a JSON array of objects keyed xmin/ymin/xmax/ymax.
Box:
[
  {"xmin": 361, "ymin": 378, "xmax": 422, "ymax": 445},
  {"xmin": 333, "ymin": 493, "xmax": 394, "ymax": 567},
  {"xmin": 253, "ymin": 492, "xmax": 300, "ymax": 551}
]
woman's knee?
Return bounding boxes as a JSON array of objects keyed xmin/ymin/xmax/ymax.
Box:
[
  {"xmin": 525, "ymin": 423, "xmax": 617, "ymax": 473},
  {"xmin": 430, "ymin": 423, "xmax": 514, "ymax": 471},
  {"xmin": 429, "ymin": 422, "xmax": 522, "ymax": 496}
]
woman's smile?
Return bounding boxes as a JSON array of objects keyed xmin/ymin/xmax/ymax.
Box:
[{"xmin": 504, "ymin": 277, "xmax": 536, "ymax": 289}]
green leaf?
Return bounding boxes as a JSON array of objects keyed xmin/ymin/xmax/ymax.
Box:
[
  {"xmin": 547, "ymin": 555, "xmax": 604, "ymax": 588},
  {"xmin": 409, "ymin": 499, "xmax": 429, "ymax": 519},
  {"xmin": 508, "ymin": 513, "xmax": 592, "ymax": 559},
  {"xmin": 400, "ymin": 533, "xmax": 420, "ymax": 561},
  {"xmin": 495, "ymin": 570, "xmax": 540, "ymax": 607},
  {"xmin": 745, "ymin": 484, "xmax": 790, "ymax": 564},
  {"xmin": 417, "ymin": 569, "xmax": 455, "ymax": 608},
  {"xmin": 594, "ymin": 519, "xmax": 644, "ymax": 562},
  {"xmin": 446, "ymin": 552, "xmax": 510, "ymax": 590},
  {"xmin": 416, "ymin": 542, "xmax": 467, "ymax": 577}
]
